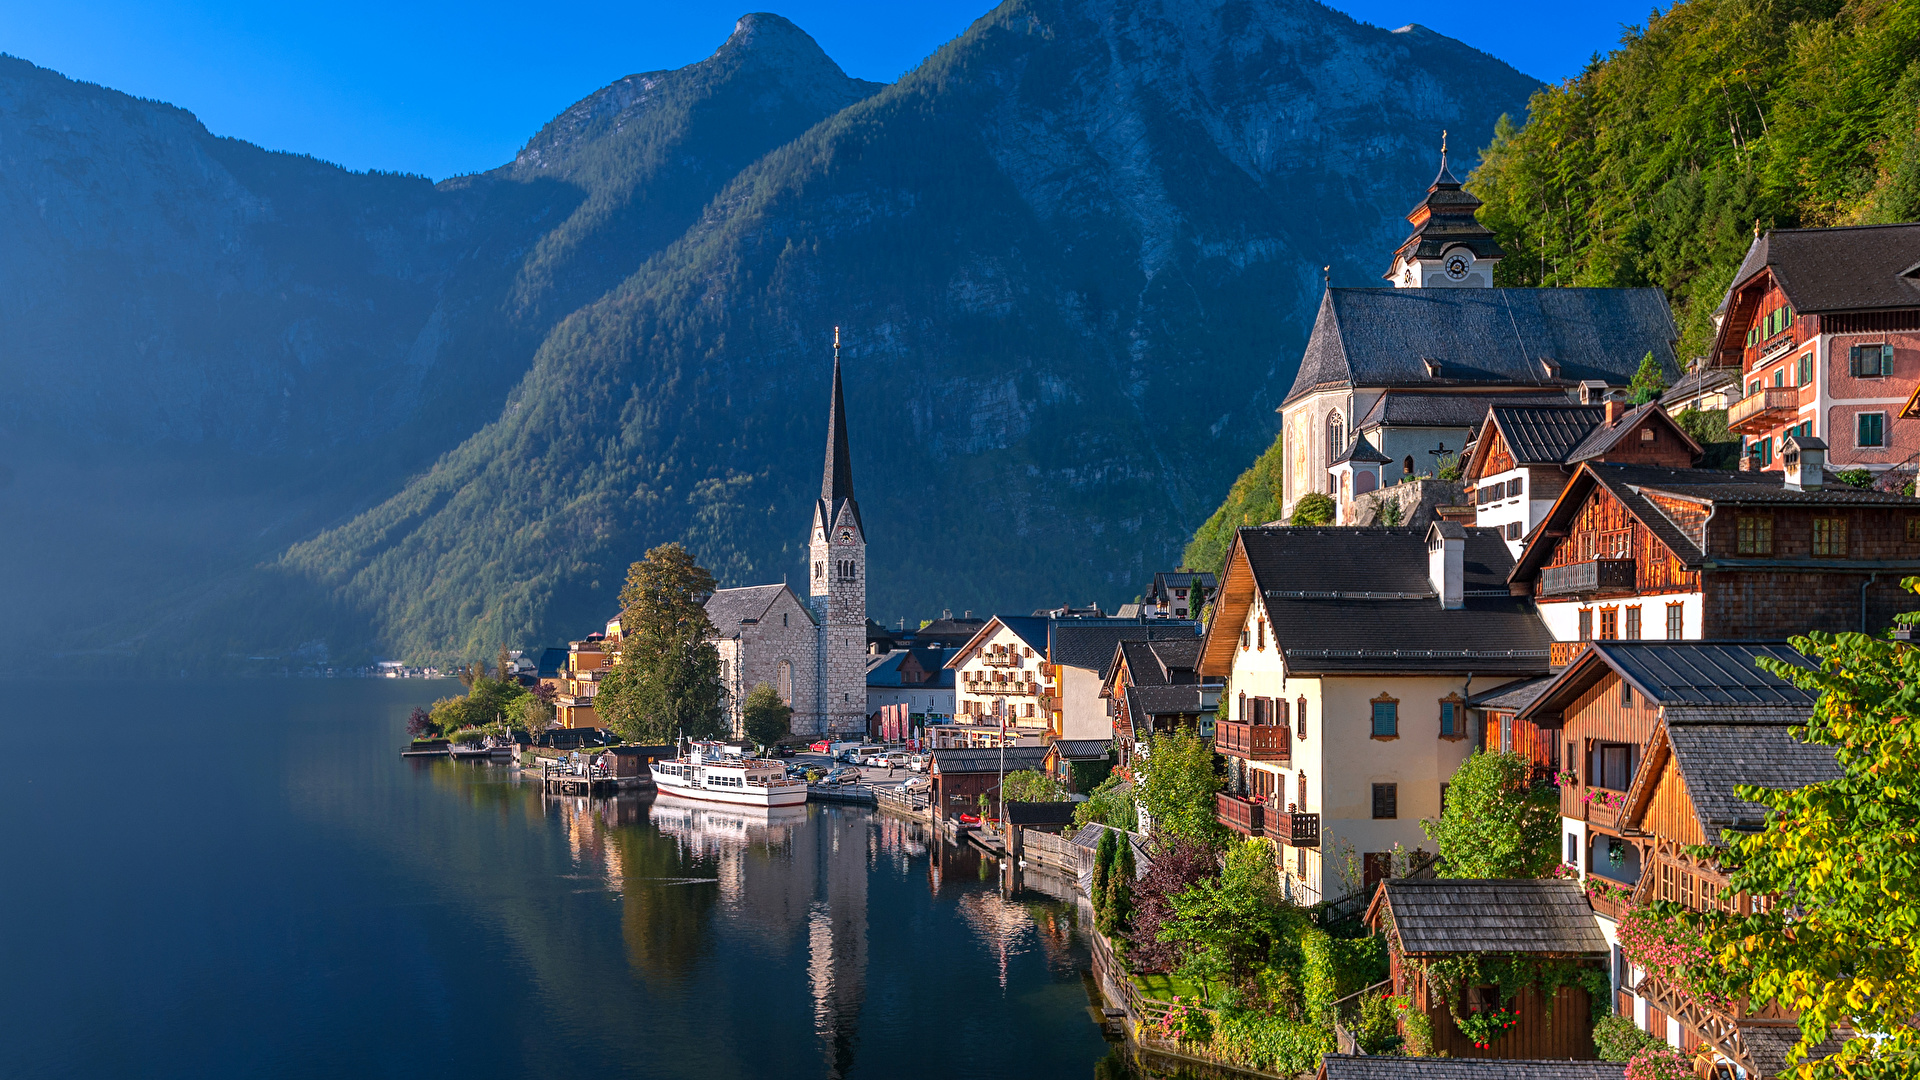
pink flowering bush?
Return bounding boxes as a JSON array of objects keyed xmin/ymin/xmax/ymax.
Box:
[
  {"xmin": 1624, "ymin": 1044, "xmax": 1690, "ymax": 1080},
  {"xmin": 1617, "ymin": 904, "xmax": 1729, "ymax": 1012}
]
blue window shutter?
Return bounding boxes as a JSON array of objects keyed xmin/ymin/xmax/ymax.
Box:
[
  {"xmin": 1373, "ymin": 700, "xmax": 1397, "ymax": 737},
  {"xmin": 1440, "ymin": 701, "xmax": 1455, "ymax": 737},
  {"xmin": 1884, "ymin": 344, "xmax": 1896, "ymax": 376}
]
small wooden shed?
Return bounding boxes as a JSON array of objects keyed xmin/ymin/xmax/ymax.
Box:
[
  {"xmin": 1367, "ymin": 879, "xmax": 1610, "ymax": 1060},
  {"xmin": 608, "ymin": 744, "xmax": 676, "ymax": 778}
]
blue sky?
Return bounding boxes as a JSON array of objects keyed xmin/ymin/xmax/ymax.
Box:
[{"xmin": 1, "ymin": 0, "xmax": 1655, "ymax": 179}]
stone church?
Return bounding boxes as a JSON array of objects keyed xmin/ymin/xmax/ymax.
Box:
[{"xmin": 705, "ymin": 340, "xmax": 869, "ymax": 738}]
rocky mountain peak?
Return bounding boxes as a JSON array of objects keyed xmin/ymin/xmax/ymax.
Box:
[{"xmin": 716, "ymin": 12, "xmax": 850, "ymax": 78}]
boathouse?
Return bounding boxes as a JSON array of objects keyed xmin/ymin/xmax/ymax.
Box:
[{"xmin": 930, "ymin": 746, "xmax": 1048, "ymax": 819}]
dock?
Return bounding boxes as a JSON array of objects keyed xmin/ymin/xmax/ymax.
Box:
[
  {"xmin": 540, "ymin": 761, "xmax": 649, "ymax": 796},
  {"xmin": 806, "ymin": 783, "xmax": 877, "ymax": 805}
]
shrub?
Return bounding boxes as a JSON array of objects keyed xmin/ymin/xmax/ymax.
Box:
[
  {"xmin": 1594, "ymin": 1013, "xmax": 1669, "ymax": 1063},
  {"xmin": 1626, "ymin": 1044, "xmax": 1692, "ymax": 1080},
  {"xmin": 1074, "ymin": 774, "xmax": 1139, "ymax": 831},
  {"xmin": 406, "ymin": 706, "xmax": 432, "ymax": 738},
  {"xmin": 1290, "ymin": 493, "xmax": 1335, "ymax": 526},
  {"xmin": 1209, "ymin": 1008, "xmax": 1333, "ymax": 1074},
  {"xmin": 448, "ymin": 726, "xmax": 488, "ymax": 747},
  {"xmin": 1835, "ymin": 468, "xmax": 1874, "ymax": 489},
  {"xmin": 1353, "ymin": 991, "xmax": 1402, "ymax": 1054}
]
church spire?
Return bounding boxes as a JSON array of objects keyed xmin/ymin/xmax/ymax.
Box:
[{"xmin": 819, "ymin": 327, "xmax": 861, "ymax": 536}]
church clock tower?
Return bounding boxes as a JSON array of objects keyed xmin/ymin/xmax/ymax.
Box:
[
  {"xmin": 808, "ymin": 328, "xmax": 868, "ymax": 737},
  {"xmin": 1385, "ymin": 133, "xmax": 1504, "ymax": 288}
]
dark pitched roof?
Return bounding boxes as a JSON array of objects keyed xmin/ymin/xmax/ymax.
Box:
[
  {"xmin": 930, "ymin": 746, "xmax": 1049, "ymax": 775},
  {"xmin": 536, "ymin": 646, "xmax": 568, "ymax": 679},
  {"xmin": 703, "ymin": 584, "xmax": 812, "ymax": 638},
  {"xmin": 1385, "ymin": 150, "xmax": 1506, "ymax": 275},
  {"xmin": 1718, "ymin": 224, "xmax": 1920, "ymax": 315},
  {"xmin": 1360, "ymin": 391, "xmax": 1571, "ymax": 432},
  {"xmin": 1004, "ymin": 801, "xmax": 1077, "ymax": 826},
  {"xmin": 1467, "ymin": 674, "xmax": 1556, "ymax": 712},
  {"xmin": 1562, "ymin": 402, "xmax": 1702, "ymax": 463},
  {"xmin": 1320, "ymin": 1056, "xmax": 1624, "ymax": 1080},
  {"xmin": 1285, "ymin": 288, "xmax": 1679, "ymax": 405},
  {"xmin": 866, "ymin": 646, "xmax": 957, "ymax": 689},
  {"xmin": 1149, "ymin": 571, "xmax": 1216, "ymax": 597},
  {"xmin": 1116, "ymin": 639, "xmax": 1204, "ymax": 687},
  {"xmin": 1662, "ymin": 365, "xmax": 1735, "ymax": 403},
  {"xmin": 1332, "ymin": 428, "xmax": 1393, "ymax": 464},
  {"xmin": 946, "ymin": 616, "xmax": 1049, "ymax": 666},
  {"xmin": 1597, "ymin": 642, "xmax": 1818, "ymax": 706},
  {"xmin": 1667, "ymin": 723, "xmax": 1840, "ymax": 837},
  {"xmin": 1379, "ymin": 879, "xmax": 1607, "ymax": 955},
  {"xmin": 1050, "ymin": 621, "xmax": 1201, "ymax": 673},
  {"xmin": 1235, "ymin": 527, "xmax": 1553, "ymax": 675},
  {"xmin": 1128, "ymin": 684, "xmax": 1210, "ymax": 717},
  {"xmin": 1481, "ymin": 403, "xmax": 1605, "ymax": 465},
  {"xmin": 1048, "ymin": 739, "xmax": 1110, "ymax": 760}
]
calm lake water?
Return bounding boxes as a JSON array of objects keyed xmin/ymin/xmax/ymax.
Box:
[{"xmin": 1, "ymin": 680, "xmax": 1114, "ymax": 1079}]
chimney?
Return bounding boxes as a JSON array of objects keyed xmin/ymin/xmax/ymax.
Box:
[
  {"xmin": 1604, "ymin": 400, "xmax": 1622, "ymax": 425},
  {"xmin": 1782, "ymin": 434, "xmax": 1827, "ymax": 491},
  {"xmin": 1427, "ymin": 521, "xmax": 1466, "ymax": 610}
]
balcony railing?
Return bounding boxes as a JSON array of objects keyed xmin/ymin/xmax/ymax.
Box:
[
  {"xmin": 1549, "ymin": 641, "xmax": 1587, "ymax": 667},
  {"xmin": 1540, "ymin": 558, "xmax": 1636, "ymax": 599},
  {"xmin": 964, "ymin": 680, "xmax": 1036, "ymax": 696},
  {"xmin": 981, "ymin": 653, "xmax": 1021, "ymax": 667},
  {"xmin": 1217, "ymin": 792, "xmax": 1264, "ymax": 837},
  {"xmin": 1269, "ymin": 810, "xmax": 1321, "ymax": 848},
  {"xmin": 1214, "ymin": 720, "xmax": 1292, "ymax": 762},
  {"xmin": 1727, "ymin": 386, "xmax": 1800, "ymax": 434}
]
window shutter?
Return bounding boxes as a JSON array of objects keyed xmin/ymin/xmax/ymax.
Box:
[
  {"xmin": 1851, "ymin": 344, "xmax": 1864, "ymax": 377},
  {"xmin": 1883, "ymin": 343, "xmax": 1895, "ymax": 376},
  {"xmin": 1439, "ymin": 701, "xmax": 1455, "ymax": 737},
  {"xmin": 1372, "ymin": 700, "xmax": 1397, "ymax": 737}
]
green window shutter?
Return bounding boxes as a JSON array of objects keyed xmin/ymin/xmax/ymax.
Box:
[
  {"xmin": 1851, "ymin": 344, "xmax": 1863, "ymax": 377},
  {"xmin": 1882, "ymin": 343, "xmax": 1895, "ymax": 376},
  {"xmin": 1799, "ymin": 354, "xmax": 1812, "ymax": 386},
  {"xmin": 1439, "ymin": 701, "xmax": 1455, "ymax": 737},
  {"xmin": 1372, "ymin": 701, "xmax": 1397, "ymax": 737}
]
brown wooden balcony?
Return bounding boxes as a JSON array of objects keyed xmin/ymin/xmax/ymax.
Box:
[
  {"xmin": 1269, "ymin": 809, "xmax": 1320, "ymax": 847},
  {"xmin": 1214, "ymin": 720, "xmax": 1291, "ymax": 762},
  {"xmin": 1727, "ymin": 386, "xmax": 1800, "ymax": 434},
  {"xmin": 1549, "ymin": 641, "xmax": 1587, "ymax": 667},
  {"xmin": 1540, "ymin": 558, "xmax": 1636, "ymax": 599},
  {"xmin": 1217, "ymin": 792, "xmax": 1264, "ymax": 837}
]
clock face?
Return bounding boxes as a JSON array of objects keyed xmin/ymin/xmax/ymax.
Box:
[
  {"xmin": 1444, "ymin": 253, "xmax": 1472, "ymax": 281},
  {"xmin": 837, "ymin": 527, "xmax": 855, "ymax": 542}
]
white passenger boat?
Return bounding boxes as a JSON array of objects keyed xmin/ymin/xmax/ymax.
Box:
[{"xmin": 649, "ymin": 741, "xmax": 808, "ymax": 807}]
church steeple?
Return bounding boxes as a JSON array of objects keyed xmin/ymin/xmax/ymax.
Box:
[
  {"xmin": 819, "ymin": 326, "xmax": 861, "ymax": 538},
  {"xmin": 1386, "ymin": 131, "xmax": 1503, "ymax": 288}
]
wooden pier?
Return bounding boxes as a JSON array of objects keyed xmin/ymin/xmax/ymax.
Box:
[
  {"xmin": 540, "ymin": 761, "xmax": 648, "ymax": 796},
  {"xmin": 806, "ymin": 783, "xmax": 877, "ymax": 805}
]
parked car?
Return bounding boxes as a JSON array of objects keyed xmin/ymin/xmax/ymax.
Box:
[
  {"xmin": 907, "ymin": 755, "xmax": 929, "ymax": 772},
  {"xmin": 825, "ymin": 767, "xmax": 861, "ymax": 785}
]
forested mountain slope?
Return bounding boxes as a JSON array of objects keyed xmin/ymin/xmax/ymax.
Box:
[
  {"xmin": 1185, "ymin": 0, "xmax": 1920, "ymax": 574},
  {"xmin": 276, "ymin": 0, "xmax": 1539, "ymax": 664}
]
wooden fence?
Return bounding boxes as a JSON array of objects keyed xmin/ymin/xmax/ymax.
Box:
[{"xmin": 1020, "ymin": 828, "xmax": 1078, "ymax": 874}]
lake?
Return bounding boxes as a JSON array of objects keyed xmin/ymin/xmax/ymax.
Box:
[{"xmin": 1, "ymin": 680, "xmax": 1116, "ymax": 1079}]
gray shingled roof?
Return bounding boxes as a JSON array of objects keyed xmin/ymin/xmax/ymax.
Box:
[
  {"xmin": 1285, "ymin": 288, "xmax": 1679, "ymax": 405},
  {"xmin": 1333, "ymin": 428, "xmax": 1393, "ymax": 464},
  {"xmin": 1668, "ymin": 724, "xmax": 1841, "ymax": 840},
  {"xmin": 1128, "ymin": 684, "xmax": 1209, "ymax": 716},
  {"xmin": 1595, "ymin": 642, "xmax": 1818, "ymax": 706},
  {"xmin": 1563, "ymin": 402, "xmax": 1701, "ymax": 463},
  {"xmin": 1360, "ymin": 391, "xmax": 1570, "ymax": 431},
  {"xmin": 1049, "ymin": 739, "xmax": 1110, "ymax": 760},
  {"xmin": 1381, "ymin": 879, "xmax": 1607, "ymax": 955},
  {"xmin": 1117, "ymin": 638, "xmax": 1204, "ymax": 687},
  {"xmin": 1718, "ymin": 224, "xmax": 1920, "ymax": 315},
  {"xmin": 1485, "ymin": 404, "xmax": 1605, "ymax": 463},
  {"xmin": 1737, "ymin": 1026, "xmax": 1852, "ymax": 1079},
  {"xmin": 930, "ymin": 746, "xmax": 1049, "ymax": 775},
  {"xmin": 1050, "ymin": 621, "xmax": 1201, "ymax": 673},
  {"xmin": 1004, "ymin": 801, "xmax": 1077, "ymax": 825},
  {"xmin": 704, "ymin": 584, "xmax": 811, "ymax": 638},
  {"xmin": 1239, "ymin": 527, "xmax": 1553, "ymax": 675},
  {"xmin": 1320, "ymin": 1056, "xmax": 1625, "ymax": 1080},
  {"xmin": 1467, "ymin": 674, "xmax": 1556, "ymax": 712}
]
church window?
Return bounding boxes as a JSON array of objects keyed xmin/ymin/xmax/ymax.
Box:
[
  {"xmin": 777, "ymin": 661, "xmax": 793, "ymax": 705},
  {"xmin": 783, "ymin": 613, "xmax": 788, "ymax": 627},
  {"xmin": 1403, "ymin": 455, "xmax": 1415, "ymax": 476},
  {"xmin": 1328, "ymin": 413, "xmax": 1345, "ymax": 461},
  {"xmin": 814, "ymin": 560, "xmax": 824, "ymax": 580}
]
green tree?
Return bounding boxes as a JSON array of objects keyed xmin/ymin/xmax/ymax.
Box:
[
  {"xmin": 1629, "ymin": 351, "xmax": 1669, "ymax": 405},
  {"xmin": 1139, "ymin": 731, "xmax": 1224, "ymax": 845},
  {"xmin": 1289, "ymin": 493, "xmax": 1336, "ymax": 526},
  {"xmin": 1105, "ymin": 834, "xmax": 1135, "ymax": 939},
  {"xmin": 1158, "ymin": 837, "xmax": 1287, "ymax": 999},
  {"xmin": 1001, "ymin": 768, "xmax": 1070, "ymax": 803},
  {"xmin": 1185, "ymin": 435, "xmax": 1287, "ymax": 573},
  {"xmin": 596, "ymin": 543, "xmax": 726, "ymax": 742},
  {"xmin": 509, "ymin": 693, "xmax": 555, "ymax": 735},
  {"xmin": 741, "ymin": 682, "xmax": 792, "ymax": 748},
  {"xmin": 1093, "ymin": 827, "xmax": 1117, "ymax": 921},
  {"xmin": 1420, "ymin": 751, "xmax": 1562, "ymax": 878},
  {"xmin": 1688, "ymin": 586, "xmax": 1920, "ymax": 1078},
  {"xmin": 1073, "ymin": 774, "xmax": 1140, "ymax": 831}
]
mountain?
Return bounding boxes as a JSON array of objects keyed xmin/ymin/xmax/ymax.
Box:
[
  {"xmin": 273, "ymin": 0, "xmax": 1541, "ymax": 664},
  {"xmin": 0, "ymin": 15, "xmax": 883, "ymax": 666}
]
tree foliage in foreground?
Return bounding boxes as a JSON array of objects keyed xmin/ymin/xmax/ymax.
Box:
[
  {"xmin": 741, "ymin": 682, "xmax": 792, "ymax": 748},
  {"xmin": 1138, "ymin": 731, "xmax": 1224, "ymax": 846},
  {"xmin": 1421, "ymin": 751, "xmax": 1562, "ymax": 879},
  {"xmin": 596, "ymin": 543, "xmax": 725, "ymax": 743},
  {"xmin": 1685, "ymin": 580, "xmax": 1920, "ymax": 1078}
]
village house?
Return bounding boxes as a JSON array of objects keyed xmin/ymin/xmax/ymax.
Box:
[
  {"xmin": 1507, "ymin": 446, "xmax": 1920, "ymax": 642},
  {"xmin": 550, "ymin": 626, "xmax": 616, "ymax": 730},
  {"xmin": 1199, "ymin": 522, "xmax": 1554, "ymax": 905},
  {"xmin": 1099, "ymin": 637, "xmax": 1220, "ymax": 770},
  {"xmin": 1366, "ymin": 879, "xmax": 1610, "ymax": 1060},
  {"xmin": 1279, "ymin": 149, "xmax": 1680, "ymax": 518},
  {"xmin": 1512, "ymin": 641, "xmax": 1844, "ymax": 1078},
  {"xmin": 1144, "ymin": 571, "xmax": 1216, "ymax": 619},
  {"xmin": 1461, "ymin": 401, "xmax": 1702, "ymax": 557},
  {"xmin": 864, "ymin": 642, "xmax": 955, "ymax": 723},
  {"xmin": 1048, "ymin": 619, "xmax": 1202, "ymax": 742},
  {"xmin": 1040, "ymin": 738, "xmax": 1112, "ymax": 793},
  {"xmin": 1712, "ymin": 223, "xmax": 1920, "ymax": 479}
]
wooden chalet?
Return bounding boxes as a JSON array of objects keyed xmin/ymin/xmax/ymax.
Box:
[
  {"xmin": 1462, "ymin": 401, "xmax": 1702, "ymax": 557},
  {"xmin": 1098, "ymin": 637, "xmax": 1217, "ymax": 769},
  {"xmin": 1516, "ymin": 641, "xmax": 1847, "ymax": 1077},
  {"xmin": 928, "ymin": 746, "xmax": 1049, "ymax": 820},
  {"xmin": 1317, "ymin": 1057, "xmax": 1624, "ymax": 1080},
  {"xmin": 1040, "ymin": 738, "xmax": 1110, "ymax": 792},
  {"xmin": 1508, "ymin": 452, "xmax": 1920, "ymax": 643},
  {"xmin": 1367, "ymin": 879, "xmax": 1609, "ymax": 1061}
]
